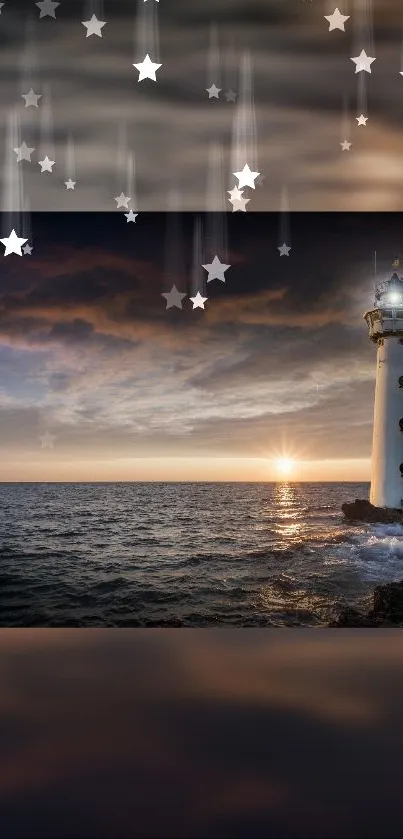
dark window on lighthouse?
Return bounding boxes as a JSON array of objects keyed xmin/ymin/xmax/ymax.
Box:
[
  {"xmin": 400, "ymin": 419, "xmax": 403, "ymax": 431},
  {"xmin": 399, "ymin": 376, "xmax": 403, "ymax": 387},
  {"xmin": 400, "ymin": 464, "xmax": 403, "ymax": 477}
]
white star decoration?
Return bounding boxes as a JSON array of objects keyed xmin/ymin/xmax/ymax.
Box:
[
  {"xmin": 36, "ymin": 0, "xmax": 59, "ymax": 18},
  {"xmin": 0, "ymin": 229, "xmax": 28, "ymax": 256},
  {"xmin": 40, "ymin": 431, "xmax": 56, "ymax": 449},
  {"xmin": 114, "ymin": 192, "xmax": 131, "ymax": 209},
  {"xmin": 14, "ymin": 142, "xmax": 35, "ymax": 162},
  {"xmin": 82, "ymin": 14, "xmax": 106, "ymax": 37},
  {"xmin": 133, "ymin": 54, "xmax": 161, "ymax": 82},
  {"xmin": 202, "ymin": 255, "xmax": 231, "ymax": 283},
  {"xmin": 350, "ymin": 49, "xmax": 376, "ymax": 74},
  {"xmin": 22, "ymin": 88, "xmax": 42, "ymax": 107},
  {"xmin": 324, "ymin": 8, "xmax": 350, "ymax": 31},
  {"xmin": 39, "ymin": 155, "xmax": 55, "ymax": 172},
  {"xmin": 190, "ymin": 292, "xmax": 208, "ymax": 310},
  {"xmin": 206, "ymin": 84, "xmax": 220, "ymax": 99},
  {"xmin": 229, "ymin": 196, "xmax": 250, "ymax": 212},
  {"xmin": 65, "ymin": 179, "xmax": 76, "ymax": 189},
  {"xmin": 125, "ymin": 210, "xmax": 138, "ymax": 222},
  {"xmin": 278, "ymin": 243, "xmax": 291, "ymax": 256},
  {"xmin": 233, "ymin": 164, "xmax": 260, "ymax": 189},
  {"xmin": 340, "ymin": 140, "xmax": 352, "ymax": 150},
  {"xmin": 23, "ymin": 243, "xmax": 33, "ymax": 255},
  {"xmin": 356, "ymin": 114, "xmax": 368, "ymax": 126},
  {"xmin": 162, "ymin": 285, "xmax": 186, "ymax": 310}
]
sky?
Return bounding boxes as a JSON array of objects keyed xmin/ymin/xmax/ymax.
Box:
[
  {"xmin": 0, "ymin": 0, "xmax": 401, "ymax": 481},
  {"xmin": 0, "ymin": 210, "xmax": 401, "ymax": 482}
]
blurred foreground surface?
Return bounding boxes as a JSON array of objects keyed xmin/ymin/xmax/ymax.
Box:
[{"xmin": 1, "ymin": 629, "xmax": 403, "ymax": 838}]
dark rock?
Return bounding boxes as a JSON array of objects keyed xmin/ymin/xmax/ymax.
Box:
[
  {"xmin": 369, "ymin": 581, "xmax": 403, "ymax": 625},
  {"xmin": 331, "ymin": 581, "xmax": 403, "ymax": 627},
  {"xmin": 329, "ymin": 607, "xmax": 376, "ymax": 627},
  {"xmin": 341, "ymin": 498, "xmax": 403, "ymax": 524}
]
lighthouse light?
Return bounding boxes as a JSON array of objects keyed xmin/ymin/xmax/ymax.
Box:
[{"xmin": 388, "ymin": 291, "xmax": 402, "ymax": 304}]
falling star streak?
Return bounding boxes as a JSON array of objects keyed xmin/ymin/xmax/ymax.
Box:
[
  {"xmin": 39, "ymin": 82, "xmax": 55, "ymax": 165},
  {"xmin": 2, "ymin": 110, "xmax": 24, "ymax": 235},
  {"xmin": 206, "ymin": 22, "xmax": 221, "ymax": 92},
  {"xmin": 191, "ymin": 215, "xmax": 206, "ymax": 299},
  {"xmin": 205, "ymin": 141, "xmax": 228, "ymax": 262},
  {"xmin": 230, "ymin": 52, "xmax": 258, "ymax": 183},
  {"xmin": 164, "ymin": 188, "xmax": 186, "ymax": 288},
  {"xmin": 278, "ymin": 184, "xmax": 291, "ymax": 251},
  {"xmin": 135, "ymin": 0, "xmax": 160, "ymax": 62}
]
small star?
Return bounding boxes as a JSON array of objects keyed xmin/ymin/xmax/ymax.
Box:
[
  {"xmin": 40, "ymin": 431, "xmax": 56, "ymax": 449},
  {"xmin": 324, "ymin": 8, "xmax": 350, "ymax": 31},
  {"xmin": 356, "ymin": 114, "xmax": 368, "ymax": 126},
  {"xmin": 22, "ymin": 243, "xmax": 33, "ymax": 255},
  {"xmin": 22, "ymin": 88, "xmax": 42, "ymax": 107},
  {"xmin": 228, "ymin": 186, "xmax": 243, "ymax": 201},
  {"xmin": 14, "ymin": 141, "xmax": 35, "ymax": 162},
  {"xmin": 114, "ymin": 192, "xmax": 131, "ymax": 209},
  {"xmin": 35, "ymin": 0, "xmax": 59, "ymax": 18},
  {"xmin": 206, "ymin": 84, "xmax": 221, "ymax": 99},
  {"xmin": 125, "ymin": 210, "xmax": 138, "ymax": 222},
  {"xmin": 133, "ymin": 54, "xmax": 161, "ymax": 82},
  {"xmin": 162, "ymin": 285, "xmax": 187, "ymax": 310},
  {"xmin": 82, "ymin": 14, "xmax": 106, "ymax": 37},
  {"xmin": 350, "ymin": 49, "xmax": 376, "ymax": 74},
  {"xmin": 233, "ymin": 163, "xmax": 260, "ymax": 189},
  {"xmin": 190, "ymin": 292, "xmax": 208, "ymax": 310},
  {"xmin": 202, "ymin": 255, "xmax": 231, "ymax": 283},
  {"xmin": 229, "ymin": 196, "xmax": 250, "ymax": 212},
  {"xmin": 38, "ymin": 155, "xmax": 55, "ymax": 172},
  {"xmin": 224, "ymin": 89, "xmax": 237, "ymax": 102},
  {"xmin": 340, "ymin": 139, "xmax": 352, "ymax": 150},
  {"xmin": 278, "ymin": 243, "xmax": 291, "ymax": 256},
  {"xmin": 65, "ymin": 178, "xmax": 76, "ymax": 189},
  {"xmin": 0, "ymin": 229, "xmax": 28, "ymax": 256}
]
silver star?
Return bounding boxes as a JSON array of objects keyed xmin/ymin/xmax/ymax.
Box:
[
  {"xmin": 82, "ymin": 14, "xmax": 106, "ymax": 37},
  {"xmin": 22, "ymin": 88, "xmax": 42, "ymax": 107},
  {"xmin": 233, "ymin": 164, "xmax": 260, "ymax": 189},
  {"xmin": 114, "ymin": 192, "xmax": 131, "ymax": 209},
  {"xmin": 36, "ymin": 0, "xmax": 59, "ymax": 18},
  {"xmin": 162, "ymin": 284, "xmax": 186, "ymax": 310},
  {"xmin": 65, "ymin": 178, "xmax": 76, "ymax": 189},
  {"xmin": 0, "ymin": 229, "xmax": 28, "ymax": 256},
  {"xmin": 206, "ymin": 84, "xmax": 221, "ymax": 99},
  {"xmin": 202, "ymin": 255, "xmax": 231, "ymax": 283},
  {"xmin": 125, "ymin": 210, "xmax": 138, "ymax": 222},
  {"xmin": 278, "ymin": 243, "xmax": 291, "ymax": 256},
  {"xmin": 229, "ymin": 196, "xmax": 250, "ymax": 212},
  {"xmin": 340, "ymin": 139, "xmax": 352, "ymax": 150},
  {"xmin": 14, "ymin": 141, "xmax": 35, "ymax": 162},
  {"xmin": 356, "ymin": 114, "xmax": 368, "ymax": 126},
  {"xmin": 39, "ymin": 155, "xmax": 55, "ymax": 172},
  {"xmin": 350, "ymin": 49, "xmax": 376, "ymax": 74},
  {"xmin": 133, "ymin": 54, "xmax": 161, "ymax": 82},
  {"xmin": 190, "ymin": 292, "xmax": 208, "ymax": 310},
  {"xmin": 324, "ymin": 8, "xmax": 350, "ymax": 31},
  {"xmin": 228, "ymin": 186, "xmax": 243, "ymax": 201},
  {"xmin": 40, "ymin": 431, "xmax": 56, "ymax": 449},
  {"xmin": 22, "ymin": 243, "xmax": 33, "ymax": 255},
  {"xmin": 224, "ymin": 89, "xmax": 237, "ymax": 102}
]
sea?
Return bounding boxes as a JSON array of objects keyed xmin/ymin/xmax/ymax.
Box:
[{"xmin": 1, "ymin": 481, "xmax": 403, "ymax": 627}]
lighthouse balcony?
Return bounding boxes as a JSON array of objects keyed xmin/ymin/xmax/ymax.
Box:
[{"xmin": 364, "ymin": 308, "xmax": 403, "ymax": 342}]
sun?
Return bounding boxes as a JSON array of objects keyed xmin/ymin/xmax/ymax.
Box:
[{"xmin": 275, "ymin": 457, "xmax": 295, "ymax": 478}]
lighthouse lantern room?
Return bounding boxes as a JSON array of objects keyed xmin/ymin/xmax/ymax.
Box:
[{"xmin": 365, "ymin": 271, "xmax": 403, "ymax": 509}]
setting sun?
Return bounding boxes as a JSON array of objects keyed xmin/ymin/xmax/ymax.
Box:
[{"xmin": 275, "ymin": 457, "xmax": 296, "ymax": 478}]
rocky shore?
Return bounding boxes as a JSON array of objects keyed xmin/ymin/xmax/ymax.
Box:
[
  {"xmin": 330, "ymin": 581, "xmax": 403, "ymax": 627},
  {"xmin": 341, "ymin": 498, "xmax": 403, "ymax": 524}
]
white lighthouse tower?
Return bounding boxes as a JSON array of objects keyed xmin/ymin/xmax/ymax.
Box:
[{"xmin": 364, "ymin": 270, "xmax": 403, "ymax": 509}]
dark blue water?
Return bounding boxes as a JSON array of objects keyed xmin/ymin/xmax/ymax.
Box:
[{"xmin": 1, "ymin": 481, "xmax": 403, "ymax": 626}]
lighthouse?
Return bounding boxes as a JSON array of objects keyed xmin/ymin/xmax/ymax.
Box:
[{"xmin": 364, "ymin": 270, "xmax": 403, "ymax": 510}]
